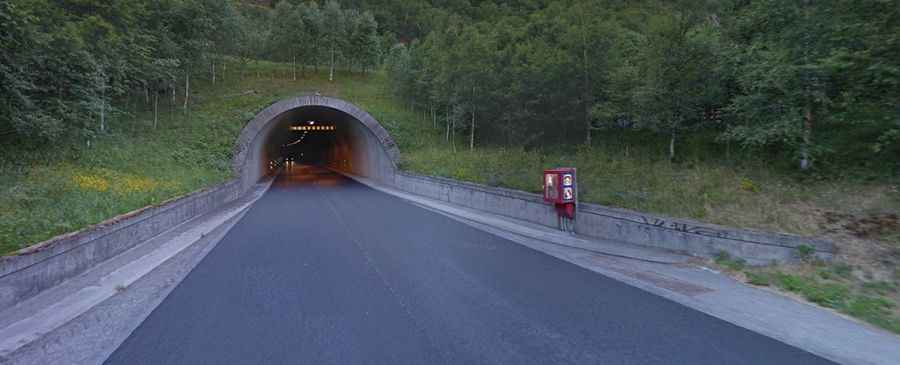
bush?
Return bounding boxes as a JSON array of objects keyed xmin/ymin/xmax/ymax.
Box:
[
  {"xmin": 746, "ymin": 271, "xmax": 771, "ymax": 286},
  {"xmin": 796, "ymin": 244, "xmax": 815, "ymax": 262},
  {"xmin": 715, "ymin": 251, "xmax": 747, "ymax": 271}
]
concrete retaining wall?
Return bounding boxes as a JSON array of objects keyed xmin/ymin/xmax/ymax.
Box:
[
  {"xmin": 0, "ymin": 180, "xmax": 243, "ymax": 308},
  {"xmin": 387, "ymin": 172, "xmax": 834, "ymax": 265}
]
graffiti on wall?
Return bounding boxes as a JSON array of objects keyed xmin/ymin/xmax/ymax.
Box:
[{"xmin": 639, "ymin": 216, "xmax": 731, "ymax": 239}]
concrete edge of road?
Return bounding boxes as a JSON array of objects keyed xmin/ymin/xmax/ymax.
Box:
[
  {"xmin": 0, "ymin": 179, "xmax": 247, "ymax": 309},
  {"xmin": 0, "ymin": 179, "xmax": 272, "ymax": 362},
  {"xmin": 341, "ymin": 170, "xmax": 900, "ymax": 365},
  {"xmin": 344, "ymin": 172, "xmax": 693, "ymax": 266},
  {"xmin": 385, "ymin": 170, "xmax": 834, "ymax": 265}
]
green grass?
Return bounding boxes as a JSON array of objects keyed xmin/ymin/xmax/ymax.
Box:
[
  {"xmin": 723, "ymin": 260, "xmax": 900, "ymax": 334},
  {"xmin": 1, "ymin": 59, "xmax": 898, "ymax": 335},
  {"xmin": 0, "ymin": 61, "xmax": 378, "ymax": 254},
  {"xmin": 401, "ymin": 145, "xmax": 898, "ymax": 237},
  {"xmin": 714, "ymin": 251, "xmax": 747, "ymax": 272},
  {"xmin": 5, "ymin": 60, "xmax": 895, "ymax": 252}
]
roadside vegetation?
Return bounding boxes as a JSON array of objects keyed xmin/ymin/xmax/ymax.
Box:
[
  {"xmin": 380, "ymin": 0, "xmax": 900, "ymax": 335},
  {"xmin": 1, "ymin": 0, "xmax": 898, "ymax": 335},
  {"xmin": 715, "ymin": 248, "xmax": 900, "ymax": 335},
  {"xmin": 0, "ymin": 62, "xmax": 363, "ymax": 255}
]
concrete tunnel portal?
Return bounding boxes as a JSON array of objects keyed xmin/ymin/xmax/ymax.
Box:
[{"xmin": 232, "ymin": 96, "xmax": 400, "ymax": 190}]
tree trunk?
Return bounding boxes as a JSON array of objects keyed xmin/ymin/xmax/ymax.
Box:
[
  {"xmin": 153, "ymin": 92, "xmax": 159, "ymax": 129},
  {"xmin": 183, "ymin": 70, "xmax": 190, "ymax": 111},
  {"xmin": 292, "ymin": 54, "xmax": 297, "ymax": 81},
  {"xmin": 445, "ymin": 103, "xmax": 451, "ymax": 142},
  {"xmin": 212, "ymin": 61, "xmax": 216, "ymax": 84},
  {"xmin": 451, "ymin": 116, "xmax": 457, "ymax": 153},
  {"xmin": 329, "ymin": 45, "xmax": 335, "ymax": 82},
  {"xmin": 800, "ymin": 104, "xmax": 813, "ymax": 170},
  {"xmin": 470, "ymin": 109, "xmax": 475, "ymax": 151},
  {"xmin": 99, "ymin": 77, "xmax": 106, "ymax": 132},
  {"xmin": 222, "ymin": 61, "xmax": 226, "ymax": 82},
  {"xmin": 431, "ymin": 104, "xmax": 436, "ymax": 129},
  {"xmin": 669, "ymin": 130, "xmax": 676, "ymax": 161}
]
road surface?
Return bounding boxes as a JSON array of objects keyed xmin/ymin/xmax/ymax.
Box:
[{"xmin": 106, "ymin": 167, "xmax": 832, "ymax": 365}]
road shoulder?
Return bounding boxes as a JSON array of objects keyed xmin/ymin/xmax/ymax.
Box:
[
  {"xmin": 346, "ymin": 172, "xmax": 900, "ymax": 365},
  {"xmin": 0, "ymin": 181, "xmax": 270, "ymax": 365}
]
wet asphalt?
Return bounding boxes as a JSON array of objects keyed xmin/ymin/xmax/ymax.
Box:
[{"xmin": 105, "ymin": 167, "xmax": 833, "ymax": 365}]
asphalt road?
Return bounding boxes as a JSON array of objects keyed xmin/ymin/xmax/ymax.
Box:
[{"xmin": 106, "ymin": 167, "xmax": 833, "ymax": 365}]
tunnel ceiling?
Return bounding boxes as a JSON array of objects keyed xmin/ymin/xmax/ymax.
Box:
[{"xmin": 232, "ymin": 96, "xmax": 400, "ymax": 190}]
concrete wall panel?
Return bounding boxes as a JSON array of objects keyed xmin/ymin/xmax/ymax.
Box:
[
  {"xmin": 387, "ymin": 171, "xmax": 834, "ymax": 265},
  {"xmin": 0, "ymin": 181, "xmax": 243, "ymax": 308}
]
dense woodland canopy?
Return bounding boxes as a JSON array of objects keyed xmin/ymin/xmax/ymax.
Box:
[
  {"xmin": 381, "ymin": 0, "xmax": 899, "ymax": 174},
  {"xmin": 2, "ymin": 0, "xmax": 898, "ymax": 175},
  {"xmin": 1, "ymin": 0, "xmax": 382, "ymax": 140}
]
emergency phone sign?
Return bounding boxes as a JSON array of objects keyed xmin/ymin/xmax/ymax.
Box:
[
  {"xmin": 544, "ymin": 167, "xmax": 577, "ymax": 221},
  {"xmin": 562, "ymin": 174, "xmax": 574, "ymax": 200},
  {"xmin": 545, "ymin": 173, "xmax": 559, "ymax": 201},
  {"xmin": 544, "ymin": 168, "xmax": 576, "ymax": 204}
]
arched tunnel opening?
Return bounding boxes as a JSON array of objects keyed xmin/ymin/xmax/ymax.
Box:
[{"xmin": 234, "ymin": 97, "xmax": 399, "ymax": 191}]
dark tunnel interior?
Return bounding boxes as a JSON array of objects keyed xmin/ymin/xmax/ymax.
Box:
[
  {"xmin": 263, "ymin": 106, "xmax": 349, "ymax": 167},
  {"xmin": 244, "ymin": 105, "xmax": 396, "ymax": 185}
]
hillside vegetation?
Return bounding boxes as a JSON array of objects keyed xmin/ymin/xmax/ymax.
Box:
[{"xmin": 1, "ymin": 0, "xmax": 898, "ymax": 333}]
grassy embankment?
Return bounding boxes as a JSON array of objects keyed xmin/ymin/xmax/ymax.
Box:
[
  {"xmin": 404, "ymin": 129, "xmax": 899, "ymax": 334},
  {"xmin": 0, "ymin": 61, "xmax": 414, "ymax": 255},
  {"xmin": 1, "ymin": 60, "xmax": 897, "ymax": 333}
]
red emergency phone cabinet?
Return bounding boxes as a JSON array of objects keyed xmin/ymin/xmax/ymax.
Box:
[{"xmin": 543, "ymin": 168, "xmax": 577, "ymax": 227}]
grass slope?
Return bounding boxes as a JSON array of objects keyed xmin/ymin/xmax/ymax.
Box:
[{"xmin": 0, "ymin": 60, "xmax": 897, "ymax": 333}]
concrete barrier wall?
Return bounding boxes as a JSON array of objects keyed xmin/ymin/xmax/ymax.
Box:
[
  {"xmin": 389, "ymin": 172, "xmax": 834, "ymax": 265},
  {"xmin": 0, "ymin": 180, "xmax": 243, "ymax": 308}
]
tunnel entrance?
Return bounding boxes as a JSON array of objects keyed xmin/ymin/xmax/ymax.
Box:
[{"xmin": 232, "ymin": 96, "xmax": 400, "ymax": 191}]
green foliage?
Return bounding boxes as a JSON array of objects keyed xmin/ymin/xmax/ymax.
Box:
[
  {"xmin": 796, "ymin": 244, "xmax": 816, "ymax": 262},
  {"xmin": 383, "ymin": 0, "xmax": 898, "ymax": 174},
  {"xmin": 739, "ymin": 177, "xmax": 759, "ymax": 193},
  {"xmin": 723, "ymin": 0, "xmax": 900, "ymax": 168},
  {"xmin": 774, "ymin": 272, "xmax": 849, "ymax": 308},
  {"xmin": 0, "ymin": 60, "xmax": 380, "ymax": 254},
  {"xmin": 753, "ymin": 267, "xmax": 900, "ymax": 334},
  {"xmin": 746, "ymin": 271, "xmax": 771, "ymax": 286},
  {"xmin": 715, "ymin": 251, "xmax": 747, "ymax": 272}
]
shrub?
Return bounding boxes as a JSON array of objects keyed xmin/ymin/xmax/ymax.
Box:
[
  {"xmin": 746, "ymin": 272, "xmax": 771, "ymax": 286},
  {"xmin": 739, "ymin": 177, "xmax": 759, "ymax": 192},
  {"xmin": 796, "ymin": 244, "xmax": 815, "ymax": 262}
]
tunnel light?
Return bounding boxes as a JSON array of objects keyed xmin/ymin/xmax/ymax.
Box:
[{"xmin": 290, "ymin": 125, "xmax": 336, "ymax": 131}]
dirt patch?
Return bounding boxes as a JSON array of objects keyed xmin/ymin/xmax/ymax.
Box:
[
  {"xmin": 814, "ymin": 210, "xmax": 900, "ymax": 282},
  {"xmin": 824, "ymin": 212, "xmax": 900, "ymax": 239}
]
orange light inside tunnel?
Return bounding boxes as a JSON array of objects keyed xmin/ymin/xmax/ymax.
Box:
[{"xmin": 290, "ymin": 125, "xmax": 335, "ymax": 131}]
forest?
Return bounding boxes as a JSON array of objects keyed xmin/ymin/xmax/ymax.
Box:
[
  {"xmin": 382, "ymin": 0, "xmax": 899, "ymax": 174},
  {"xmin": 1, "ymin": 0, "xmax": 383, "ymax": 140},
  {"xmin": 3, "ymin": 1, "xmax": 898, "ymax": 174}
]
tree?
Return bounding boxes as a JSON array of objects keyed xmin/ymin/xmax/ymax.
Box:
[
  {"xmin": 322, "ymin": 0, "xmax": 346, "ymax": 81},
  {"xmin": 346, "ymin": 10, "xmax": 380, "ymax": 74},
  {"xmin": 272, "ymin": 1, "xmax": 303, "ymax": 80},
  {"xmin": 627, "ymin": 5, "xmax": 724, "ymax": 160},
  {"xmin": 723, "ymin": 0, "xmax": 899, "ymax": 169}
]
